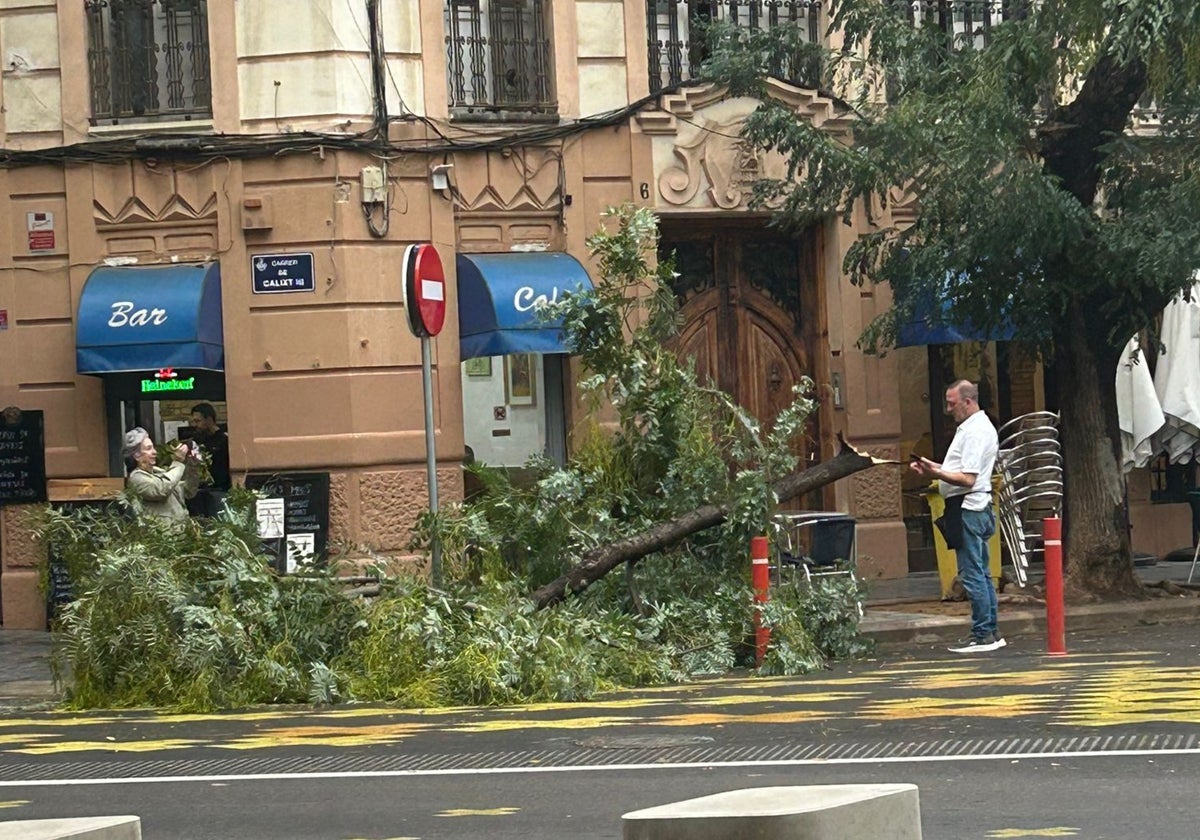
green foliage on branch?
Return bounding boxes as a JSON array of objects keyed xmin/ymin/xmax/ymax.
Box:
[
  {"xmin": 38, "ymin": 206, "xmax": 868, "ymax": 713},
  {"xmin": 37, "ymin": 489, "xmax": 359, "ymax": 710},
  {"xmin": 702, "ymin": 0, "xmax": 1200, "ymax": 350},
  {"xmin": 701, "ymin": 0, "xmax": 1200, "ymax": 591}
]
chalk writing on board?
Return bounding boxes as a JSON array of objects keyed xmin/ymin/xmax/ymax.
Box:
[
  {"xmin": 0, "ymin": 407, "xmax": 47, "ymax": 505},
  {"xmin": 245, "ymin": 472, "xmax": 330, "ymax": 573}
]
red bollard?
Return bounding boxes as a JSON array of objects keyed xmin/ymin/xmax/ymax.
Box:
[
  {"xmin": 1043, "ymin": 516, "xmax": 1066, "ymax": 656},
  {"xmin": 752, "ymin": 535, "xmax": 770, "ymax": 667}
]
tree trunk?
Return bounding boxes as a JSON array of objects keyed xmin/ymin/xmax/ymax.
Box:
[
  {"xmin": 530, "ymin": 436, "xmax": 882, "ymax": 609},
  {"xmin": 1036, "ymin": 50, "xmax": 1148, "ymax": 600},
  {"xmin": 1054, "ymin": 307, "xmax": 1140, "ymax": 598}
]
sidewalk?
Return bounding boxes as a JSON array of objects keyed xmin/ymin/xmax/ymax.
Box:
[
  {"xmin": 861, "ymin": 557, "xmax": 1200, "ymax": 645},
  {"xmin": 0, "ymin": 629, "xmax": 56, "ymax": 711},
  {"xmin": 2, "ymin": 560, "xmax": 1197, "ymax": 711}
]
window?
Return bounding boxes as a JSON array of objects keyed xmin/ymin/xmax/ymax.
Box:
[
  {"xmin": 444, "ymin": 0, "xmax": 556, "ymax": 118},
  {"xmin": 1150, "ymin": 455, "xmax": 1196, "ymax": 504},
  {"xmin": 85, "ymin": 0, "xmax": 212, "ymax": 125},
  {"xmin": 647, "ymin": 0, "xmax": 822, "ymax": 94}
]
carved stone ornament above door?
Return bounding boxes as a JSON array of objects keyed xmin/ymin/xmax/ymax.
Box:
[
  {"xmin": 635, "ymin": 81, "xmax": 854, "ymax": 212},
  {"xmin": 659, "ymin": 115, "xmax": 765, "ymax": 210}
]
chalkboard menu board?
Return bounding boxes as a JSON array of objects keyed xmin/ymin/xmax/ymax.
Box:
[
  {"xmin": 0, "ymin": 407, "xmax": 47, "ymax": 505},
  {"xmin": 244, "ymin": 472, "xmax": 330, "ymax": 573},
  {"xmin": 47, "ymin": 558, "xmax": 73, "ymax": 621}
]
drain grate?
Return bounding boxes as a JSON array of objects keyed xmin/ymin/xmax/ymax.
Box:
[{"xmin": 1, "ymin": 732, "xmax": 1198, "ymax": 783}]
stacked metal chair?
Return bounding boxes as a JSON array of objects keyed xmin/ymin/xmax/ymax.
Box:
[{"xmin": 994, "ymin": 411, "xmax": 1063, "ymax": 585}]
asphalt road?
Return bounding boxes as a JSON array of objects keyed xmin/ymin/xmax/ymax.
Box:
[{"xmin": 2, "ymin": 622, "xmax": 1198, "ymax": 839}]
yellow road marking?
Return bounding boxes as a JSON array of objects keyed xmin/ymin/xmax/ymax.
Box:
[
  {"xmin": 687, "ymin": 692, "xmax": 868, "ymax": 706},
  {"xmin": 903, "ymin": 671, "xmax": 1066, "ymax": 690},
  {"xmin": 436, "ymin": 807, "xmax": 520, "ymax": 817},
  {"xmin": 861, "ymin": 694, "xmax": 1058, "ymax": 720},
  {"xmin": 9, "ymin": 739, "xmax": 203, "ymax": 755},
  {"xmin": 3, "ymin": 657, "xmax": 1199, "ymax": 754},
  {"xmin": 449, "ymin": 716, "xmax": 640, "ymax": 733},
  {"xmin": 217, "ymin": 723, "xmax": 434, "ymax": 750},
  {"xmin": 0, "ymin": 733, "xmax": 53, "ymax": 744},
  {"xmin": 0, "ymin": 801, "xmax": 30, "ymax": 810},
  {"xmin": 650, "ymin": 710, "xmax": 834, "ymax": 726},
  {"xmin": 986, "ymin": 828, "xmax": 1079, "ymax": 837}
]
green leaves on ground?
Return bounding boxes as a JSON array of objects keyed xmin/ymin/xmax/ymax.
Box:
[{"xmin": 39, "ymin": 206, "xmax": 868, "ymax": 712}]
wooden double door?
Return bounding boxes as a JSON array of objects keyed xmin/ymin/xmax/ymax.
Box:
[{"xmin": 659, "ymin": 221, "xmax": 825, "ymax": 472}]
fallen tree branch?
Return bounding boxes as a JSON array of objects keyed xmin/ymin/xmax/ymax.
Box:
[{"xmin": 530, "ymin": 434, "xmax": 888, "ymax": 609}]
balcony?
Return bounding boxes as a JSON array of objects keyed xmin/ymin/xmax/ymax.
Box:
[
  {"xmin": 647, "ymin": 0, "xmax": 823, "ymax": 94},
  {"xmin": 892, "ymin": 0, "xmax": 1013, "ymax": 50},
  {"xmin": 85, "ymin": 0, "xmax": 212, "ymax": 126},
  {"xmin": 445, "ymin": 0, "xmax": 557, "ymax": 121}
]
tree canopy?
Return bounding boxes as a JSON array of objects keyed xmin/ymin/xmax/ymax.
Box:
[{"xmin": 706, "ymin": 0, "xmax": 1200, "ymax": 594}]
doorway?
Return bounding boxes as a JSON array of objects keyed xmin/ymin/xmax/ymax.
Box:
[{"xmin": 659, "ymin": 220, "xmax": 826, "ymax": 504}]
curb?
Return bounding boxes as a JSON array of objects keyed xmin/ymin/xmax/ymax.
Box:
[{"xmin": 863, "ymin": 596, "xmax": 1200, "ymax": 647}]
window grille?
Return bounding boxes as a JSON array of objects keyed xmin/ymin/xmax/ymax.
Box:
[
  {"xmin": 893, "ymin": 0, "xmax": 1011, "ymax": 50},
  {"xmin": 646, "ymin": 0, "xmax": 822, "ymax": 94},
  {"xmin": 85, "ymin": 0, "xmax": 212, "ymax": 125},
  {"xmin": 444, "ymin": 0, "xmax": 556, "ymax": 117}
]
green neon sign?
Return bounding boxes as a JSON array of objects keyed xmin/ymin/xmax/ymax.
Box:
[{"xmin": 140, "ymin": 377, "xmax": 196, "ymax": 393}]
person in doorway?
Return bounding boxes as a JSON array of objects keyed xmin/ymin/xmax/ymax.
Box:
[
  {"xmin": 122, "ymin": 427, "xmax": 200, "ymax": 524},
  {"xmin": 189, "ymin": 403, "xmax": 231, "ymax": 491},
  {"xmin": 910, "ymin": 379, "xmax": 1003, "ymax": 653}
]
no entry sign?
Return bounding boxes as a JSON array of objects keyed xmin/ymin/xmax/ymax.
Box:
[{"xmin": 402, "ymin": 244, "xmax": 446, "ymax": 337}]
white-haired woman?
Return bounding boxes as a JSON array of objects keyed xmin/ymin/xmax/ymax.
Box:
[{"xmin": 121, "ymin": 427, "xmax": 199, "ymax": 523}]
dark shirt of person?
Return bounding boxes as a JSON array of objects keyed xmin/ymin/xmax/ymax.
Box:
[
  {"xmin": 189, "ymin": 403, "xmax": 232, "ymax": 491},
  {"xmin": 194, "ymin": 426, "xmax": 231, "ymax": 490}
]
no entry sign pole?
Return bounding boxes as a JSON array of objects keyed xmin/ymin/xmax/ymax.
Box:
[
  {"xmin": 403, "ymin": 244, "xmax": 448, "ymax": 588},
  {"xmin": 421, "ymin": 335, "xmax": 440, "ymax": 587}
]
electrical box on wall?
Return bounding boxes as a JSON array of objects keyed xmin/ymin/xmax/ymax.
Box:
[{"xmin": 360, "ymin": 166, "xmax": 386, "ymax": 204}]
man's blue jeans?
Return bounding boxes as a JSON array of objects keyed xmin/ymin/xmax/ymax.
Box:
[{"xmin": 957, "ymin": 507, "xmax": 997, "ymax": 639}]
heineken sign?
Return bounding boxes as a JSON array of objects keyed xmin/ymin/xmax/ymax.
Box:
[{"xmin": 140, "ymin": 368, "xmax": 196, "ymax": 394}]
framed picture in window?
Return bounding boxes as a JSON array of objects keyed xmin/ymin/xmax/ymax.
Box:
[
  {"xmin": 504, "ymin": 354, "xmax": 536, "ymax": 406},
  {"xmin": 464, "ymin": 356, "xmax": 492, "ymax": 377}
]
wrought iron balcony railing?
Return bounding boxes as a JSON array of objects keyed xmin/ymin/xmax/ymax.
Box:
[
  {"xmin": 445, "ymin": 0, "xmax": 556, "ymax": 118},
  {"xmin": 891, "ymin": 0, "xmax": 1014, "ymax": 50},
  {"xmin": 86, "ymin": 0, "xmax": 212, "ymax": 125},
  {"xmin": 647, "ymin": 0, "xmax": 823, "ymax": 94}
]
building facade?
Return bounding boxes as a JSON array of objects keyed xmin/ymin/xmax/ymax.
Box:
[{"xmin": 2, "ymin": 1, "xmax": 1184, "ymax": 629}]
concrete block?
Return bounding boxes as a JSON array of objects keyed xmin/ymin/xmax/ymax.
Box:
[
  {"xmin": 0, "ymin": 816, "xmax": 141, "ymax": 840},
  {"xmin": 622, "ymin": 784, "xmax": 921, "ymax": 840}
]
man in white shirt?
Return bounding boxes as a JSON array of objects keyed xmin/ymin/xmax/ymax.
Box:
[{"xmin": 911, "ymin": 380, "xmax": 1003, "ymax": 653}]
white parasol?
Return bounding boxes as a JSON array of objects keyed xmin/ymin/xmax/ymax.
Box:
[
  {"xmin": 1116, "ymin": 335, "xmax": 1166, "ymax": 472},
  {"xmin": 1153, "ymin": 278, "xmax": 1200, "ymax": 463}
]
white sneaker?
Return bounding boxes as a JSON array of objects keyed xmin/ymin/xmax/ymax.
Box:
[{"xmin": 948, "ymin": 636, "xmax": 1001, "ymax": 653}]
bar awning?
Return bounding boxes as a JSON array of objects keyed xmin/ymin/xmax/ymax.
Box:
[
  {"xmin": 456, "ymin": 252, "xmax": 593, "ymax": 360},
  {"xmin": 76, "ymin": 263, "xmax": 224, "ymax": 374}
]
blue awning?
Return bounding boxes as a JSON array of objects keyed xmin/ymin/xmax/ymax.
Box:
[
  {"xmin": 76, "ymin": 263, "xmax": 224, "ymax": 374},
  {"xmin": 457, "ymin": 253, "xmax": 593, "ymax": 360},
  {"xmin": 895, "ymin": 294, "xmax": 1016, "ymax": 347}
]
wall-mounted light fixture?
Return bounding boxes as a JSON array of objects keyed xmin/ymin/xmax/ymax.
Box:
[
  {"xmin": 430, "ymin": 163, "xmax": 454, "ymax": 193},
  {"xmin": 831, "ymin": 372, "xmax": 844, "ymax": 409}
]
